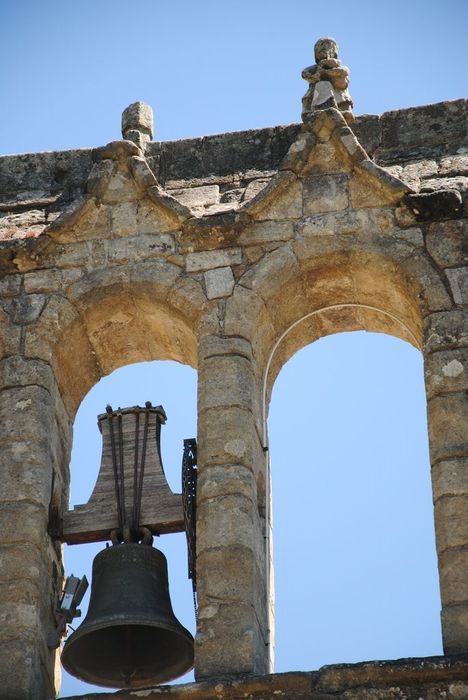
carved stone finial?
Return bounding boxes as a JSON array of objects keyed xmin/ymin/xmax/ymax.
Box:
[
  {"xmin": 121, "ymin": 101, "xmax": 154, "ymax": 150},
  {"xmin": 301, "ymin": 37, "xmax": 354, "ymax": 124}
]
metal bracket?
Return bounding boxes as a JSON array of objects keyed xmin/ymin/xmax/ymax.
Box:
[
  {"xmin": 47, "ymin": 574, "xmax": 88, "ymax": 649},
  {"xmin": 182, "ymin": 438, "xmax": 197, "ymax": 593}
]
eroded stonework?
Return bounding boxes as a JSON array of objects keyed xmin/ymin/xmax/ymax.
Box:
[{"xmin": 0, "ymin": 62, "xmax": 466, "ymax": 699}]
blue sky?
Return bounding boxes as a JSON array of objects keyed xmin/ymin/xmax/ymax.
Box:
[{"xmin": 1, "ymin": 1, "xmax": 466, "ymax": 696}]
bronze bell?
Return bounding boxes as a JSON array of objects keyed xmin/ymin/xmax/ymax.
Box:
[{"xmin": 61, "ymin": 542, "xmax": 194, "ymax": 688}]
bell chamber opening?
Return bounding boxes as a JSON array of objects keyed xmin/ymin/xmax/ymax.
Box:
[
  {"xmin": 61, "ymin": 361, "xmax": 198, "ymax": 695},
  {"xmin": 269, "ymin": 331, "xmax": 442, "ymax": 671}
]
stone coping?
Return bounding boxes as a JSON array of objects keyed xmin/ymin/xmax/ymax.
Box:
[
  {"xmin": 61, "ymin": 654, "xmax": 468, "ymax": 699},
  {"xmin": 0, "ymin": 100, "xmax": 465, "ymax": 201}
]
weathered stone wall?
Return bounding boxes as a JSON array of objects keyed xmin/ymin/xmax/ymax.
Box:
[{"xmin": 0, "ymin": 98, "xmax": 466, "ymax": 698}]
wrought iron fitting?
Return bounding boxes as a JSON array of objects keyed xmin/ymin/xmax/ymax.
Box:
[{"xmin": 182, "ymin": 438, "xmax": 197, "ymax": 593}]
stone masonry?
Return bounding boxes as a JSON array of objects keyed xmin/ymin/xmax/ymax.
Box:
[{"xmin": 0, "ymin": 38, "xmax": 467, "ymax": 699}]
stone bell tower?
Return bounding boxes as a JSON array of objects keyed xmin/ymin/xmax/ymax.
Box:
[{"xmin": 0, "ymin": 37, "xmax": 467, "ymax": 699}]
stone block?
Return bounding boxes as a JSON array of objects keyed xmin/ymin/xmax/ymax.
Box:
[
  {"xmin": 240, "ymin": 244, "xmax": 298, "ymax": 302},
  {"xmin": 6, "ymin": 294, "xmax": 47, "ymax": 324},
  {"xmin": 336, "ymin": 126, "xmax": 368, "ymax": 163},
  {"xmin": 126, "ymin": 258, "xmax": 182, "ymax": 296},
  {"xmin": 392, "ymin": 227, "xmax": 424, "ymax": 246},
  {"xmin": 307, "ymin": 139, "xmax": 353, "ymax": 175},
  {"xmin": 167, "ymin": 275, "xmax": 206, "ymax": 333},
  {"xmin": 46, "ymin": 239, "xmax": 107, "ymax": 271},
  {"xmin": 137, "ymin": 199, "xmax": 181, "ymax": 234},
  {"xmin": 435, "ymin": 496, "xmax": 468, "ymax": 551},
  {"xmin": 306, "ymin": 108, "xmax": 344, "ymax": 142},
  {"xmin": 403, "ymin": 159, "xmax": 439, "ymax": 182},
  {"xmin": 186, "ymin": 247, "xmax": 242, "ymax": 272},
  {"xmin": 198, "ymin": 405, "xmax": 264, "ymax": 472},
  {"xmin": 0, "ymin": 355, "xmax": 55, "ymax": 392},
  {"xmin": 0, "ymin": 544, "xmax": 47, "ymax": 587},
  {"xmin": 426, "ymin": 220, "xmax": 467, "ymax": 268},
  {"xmin": 297, "ymin": 207, "xmax": 394, "ymax": 238},
  {"xmin": 197, "ymin": 494, "xmax": 259, "ymax": 554},
  {"xmin": 441, "ymin": 604, "xmax": 468, "ymax": 654},
  {"xmin": 199, "ymin": 354, "xmax": 261, "ymax": 415},
  {"xmin": 0, "ymin": 273, "xmax": 21, "ymax": 297},
  {"xmin": 0, "ymin": 501, "xmax": 47, "ymax": 549},
  {"xmin": 350, "ymin": 172, "xmax": 385, "ymax": 209},
  {"xmin": 423, "ymin": 310, "xmax": 468, "ymax": 353},
  {"xmin": 432, "ymin": 458, "xmax": 468, "ymax": 504},
  {"xmin": 359, "ymin": 159, "xmax": 409, "ymax": 194},
  {"xmin": 197, "ymin": 305, "xmax": 222, "ymax": 337},
  {"xmin": 401, "ymin": 251, "xmax": 452, "ymax": 313},
  {"xmin": 169, "ymin": 185, "xmax": 220, "ymax": 209},
  {"xmin": 195, "ymin": 601, "xmax": 267, "ymax": 679},
  {"xmin": 65, "ymin": 265, "xmax": 130, "ymax": 307},
  {"xmin": 439, "ymin": 548, "xmax": 468, "ymax": 604},
  {"xmin": 109, "ymin": 201, "xmax": 138, "ymax": 236},
  {"xmin": 204, "ymin": 266, "xmax": 235, "ymax": 299},
  {"xmin": 250, "ymin": 177, "xmax": 303, "ymax": 221},
  {"xmin": 0, "ymin": 578, "xmax": 41, "ymax": 607},
  {"xmin": 440, "ymin": 153, "xmax": 468, "ymax": 176},
  {"xmin": 0, "ymin": 440, "xmax": 53, "ymax": 505},
  {"xmin": 44, "ymin": 332, "xmax": 98, "ymax": 419},
  {"xmin": 196, "ymin": 546, "xmax": 264, "ymax": 602},
  {"xmin": 198, "ymin": 335, "xmax": 253, "ymax": 362},
  {"xmin": 86, "ymin": 159, "xmax": 117, "ymax": 199},
  {"xmin": 0, "ymin": 386, "xmax": 54, "ymax": 442},
  {"xmin": 424, "ymin": 348, "xmax": 468, "ymax": 399},
  {"xmin": 239, "ymin": 220, "xmax": 294, "ymax": 245},
  {"xmin": 55, "ymin": 200, "xmax": 113, "ymax": 244},
  {"xmin": 24, "ymin": 269, "xmax": 63, "ymax": 293},
  {"xmin": 0, "ymin": 602, "xmax": 45, "ymax": 651},
  {"xmin": 349, "ymin": 113, "xmax": 381, "ymax": 155},
  {"xmin": 242, "ymin": 178, "xmax": 270, "ymax": 202},
  {"xmin": 122, "ymin": 101, "xmax": 153, "ymax": 140},
  {"xmin": 446, "ymin": 267, "xmax": 468, "ymax": 305},
  {"xmin": 100, "ymin": 169, "xmax": 139, "ymax": 204},
  {"xmin": 107, "ymin": 232, "xmax": 176, "ymax": 264},
  {"xmin": 428, "ymin": 393, "xmax": 468, "ymax": 464},
  {"xmin": 197, "ymin": 464, "xmax": 257, "ymax": 503},
  {"xmin": 279, "ymin": 129, "xmax": 317, "ymax": 174},
  {"xmin": 349, "ymin": 168, "xmax": 408, "ymax": 210},
  {"xmin": 380, "ymin": 100, "xmax": 467, "ymax": 152},
  {"xmin": 303, "ymin": 173, "xmax": 349, "ymax": 214},
  {"xmin": 0, "ymin": 312, "xmax": 20, "ymax": 357},
  {"xmin": 224, "ymin": 284, "xmax": 274, "ymax": 349},
  {"xmin": 0, "ymin": 639, "xmax": 46, "ymax": 700}
]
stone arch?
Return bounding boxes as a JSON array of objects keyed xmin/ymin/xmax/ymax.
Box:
[
  {"xmin": 29, "ymin": 261, "xmax": 204, "ymax": 419},
  {"xmin": 236, "ymin": 246, "xmax": 446, "ymax": 670},
  {"xmin": 232, "ymin": 245, "xmax": 432, "ymax": 405}
]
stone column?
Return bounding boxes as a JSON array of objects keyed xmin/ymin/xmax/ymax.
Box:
[
  {"xmin": 0, "ymin": 354, "xmax": 70, "ymax": 698},
  {"xmin": 424, "ymin": 309, "xmax": 468, "ymax": 654},
  {"xmin": 195, "ymin": 335, "xmax": 269, "ymax": 678}
]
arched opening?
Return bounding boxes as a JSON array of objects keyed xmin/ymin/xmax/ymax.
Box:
[
  {"xmin": 269, "ymin": 331, "xmax": 442, "ymax": 671},
  {"xmin": 60, "ymin": 360, "xmax": 197, "ymax": 697},
  {"xmin": 41, "ymin": 269, "xmax": 202, "ymax": 696}
]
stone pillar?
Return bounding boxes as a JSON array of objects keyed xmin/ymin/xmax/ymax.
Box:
[
  {"xmin": 424, "ymin": 309, "xmax": 468, "ymax": 654},
  {"xmin": 0, "ymin": 355, "xmax": 70, "ymax": 698},
  {"xmin": 195, "ymin": 335, "xmax": 269, "ymax": 678}
]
